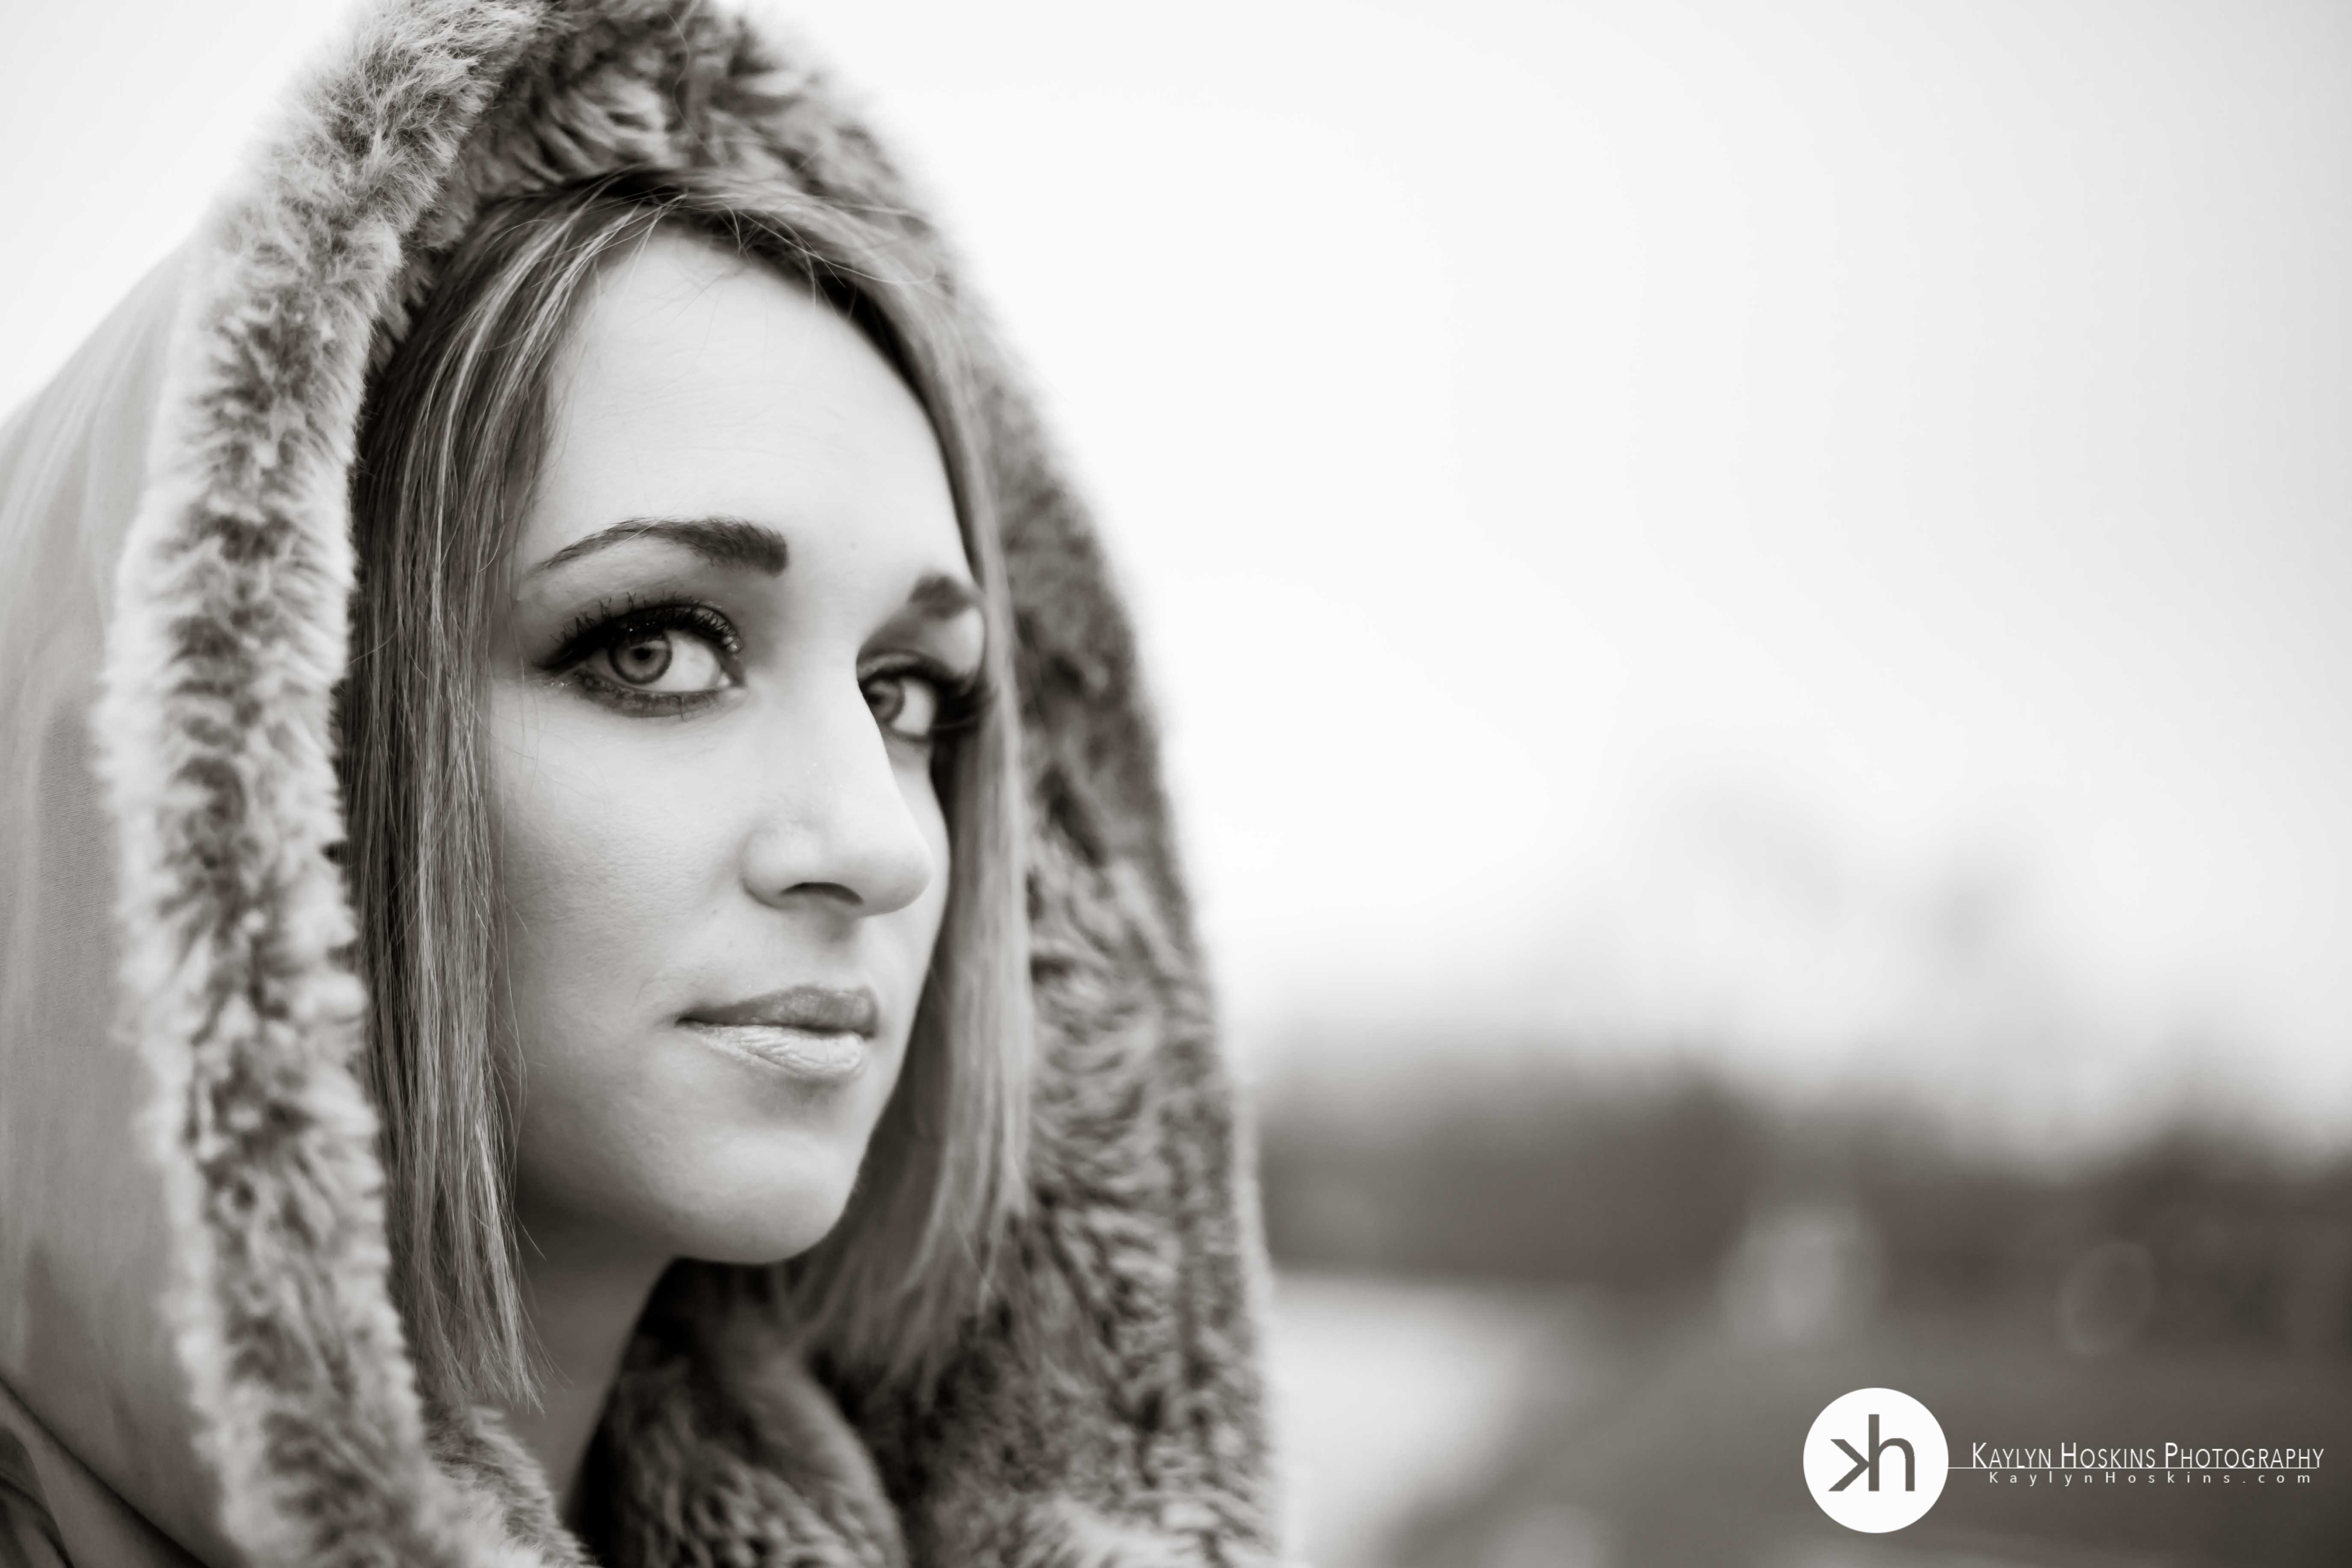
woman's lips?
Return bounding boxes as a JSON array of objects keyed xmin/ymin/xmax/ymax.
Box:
[
  {"xmin": 681, "ymin": 985, "xmax": 878, "ymax": 1083},
  {"xmin": 686, "ymin": 985, "xmax": 879, "ymax": 1034}
]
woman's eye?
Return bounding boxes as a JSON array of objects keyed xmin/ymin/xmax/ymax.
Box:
[
  {"xmin": 585, "ymin": 626, "xmax": 729, "ymax": 694},
  {"xmin": 542, "ymin": 602, "xmax": 744, "ymax": 716},
  {"xmin": 865, "ymin": 670, "xmax": 942, "ymax": 741}
]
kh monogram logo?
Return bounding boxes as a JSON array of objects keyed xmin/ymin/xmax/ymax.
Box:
[
  {"xmin": 1805, "ymin": 1388, "xmax": 1948, "ymax": 1532},
  {"xmin": 1831, "ymin": 1411, "xmax": 1917, "ymax": 1493}
]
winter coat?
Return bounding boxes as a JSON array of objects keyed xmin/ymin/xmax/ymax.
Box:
[{"xmin": 0, "ymin": 1, "xmax": 1281, "ymax": 1563}]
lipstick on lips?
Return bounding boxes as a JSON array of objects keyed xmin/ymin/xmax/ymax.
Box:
[{"xmin": 680, "ymin": 984, "xmax": 878, "ymax": 1084}]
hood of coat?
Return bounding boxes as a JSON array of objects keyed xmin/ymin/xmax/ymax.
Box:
[{"xmin": 0, "ymin": 2, "xmax": 1280, "ymax": 1564}]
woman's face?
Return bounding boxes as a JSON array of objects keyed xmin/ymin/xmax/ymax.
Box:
[{"xmin": 486, "ymin": 232, "xmax": 978, "ymax": 1267}]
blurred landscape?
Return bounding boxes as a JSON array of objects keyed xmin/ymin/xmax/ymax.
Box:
[{"xmin": 1255, "ymin": 1049, "xmax": 2352, "ymax": 1567}]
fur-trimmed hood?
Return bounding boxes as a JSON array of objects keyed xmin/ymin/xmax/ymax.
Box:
[{"xmin": 0, "ymin": 2, "xmax": 1280, "ymax": 1563}]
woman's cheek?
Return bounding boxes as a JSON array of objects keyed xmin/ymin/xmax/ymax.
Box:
[
  {"xmin": 492, "ymin": 694, "xmax": 738, "ymax": 1225},
  {"xmin": 887, "ymin": 758, "xmax": 955, "ymax": 994},
  {"xmin": 492, "ymin": 693, "xmax": 716, "ymax": 1060}
]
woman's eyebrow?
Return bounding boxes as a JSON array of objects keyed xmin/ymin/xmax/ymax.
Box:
[
  {"xmin": 527, "ymin": 516, "xmax": 789, "ymax": 578},
  {"xmin": 907, "ymin": 571, "xmax": 980, "ymax": 619}
]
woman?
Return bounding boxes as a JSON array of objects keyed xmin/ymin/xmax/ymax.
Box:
[{"xmin": 0, "ymin": 1, "xmax": 1280, "ymax": 1564}]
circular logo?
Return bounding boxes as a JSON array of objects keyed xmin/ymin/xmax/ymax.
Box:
[{"xmin": 1803, "ymin": 1387, "xmax": 1948, "ymax": 1532}]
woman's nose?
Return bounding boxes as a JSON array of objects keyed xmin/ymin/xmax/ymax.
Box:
[{"xmin": 740, "ymin": 683, "xmax": 936, "ymax": 918}]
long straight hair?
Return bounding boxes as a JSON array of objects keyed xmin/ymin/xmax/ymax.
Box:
[{"xmin": 341, "ymin": 172, "xmax": 1031, "ymax": 1410}]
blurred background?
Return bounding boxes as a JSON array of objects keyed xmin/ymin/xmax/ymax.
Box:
[{"xmin": 5, "ymin": 0, "xmax": 2349, "ymax": 1562}]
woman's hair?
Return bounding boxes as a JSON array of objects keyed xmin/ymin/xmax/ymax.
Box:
[{"xmin": 340, "ymin": 171, "xmax": 1031, "ymax": 1409}]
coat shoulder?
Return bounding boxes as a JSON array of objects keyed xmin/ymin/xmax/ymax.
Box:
[
  {"xmin": 0, "ymin": 1381, "xmax": 204, "ymax": 1568},
  {"xmin": 0, "ymin": 1417, "xmax": 70, "ymax": 1568}
]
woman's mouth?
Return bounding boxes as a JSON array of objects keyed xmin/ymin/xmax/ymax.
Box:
[{"xmin": 681, "ymin": 985, "xmax": 878, "ymax": 1082}]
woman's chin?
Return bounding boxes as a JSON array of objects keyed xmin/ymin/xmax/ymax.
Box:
[
  {"xmin": 654, "ymin": 1171, "xmax": 859, "ymax": 1266},
  {"xmin": 521, "ymin": 1114, "xmax": 874, "ymax": 1265}
]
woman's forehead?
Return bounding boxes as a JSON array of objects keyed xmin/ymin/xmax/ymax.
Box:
[{"xmin": 521, "ymin": 231, "xmax": 967, "ymax": 596}]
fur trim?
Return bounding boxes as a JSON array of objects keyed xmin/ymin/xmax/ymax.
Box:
[
  {"xmin": 427, "ymin": 1408, "xmax": 595, "ymax": 1568},
  {"xmin": 592, "ymin": 1271, "xmax": 908, "ymax": 1567},
  {"xmin": 95, "ymin": 0, "xmax": 557, "ymax": 1562},
  {"xmin": 833, "ymin": 836, "xmax": 1278, "ymax": 1567},
  {"xmin": 91, "ymin": 0, "xmax": 1281, "ymax": 1562}
]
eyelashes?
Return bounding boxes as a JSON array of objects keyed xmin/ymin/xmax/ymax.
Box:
[
  {"xmin": 549, "ymin": 597, "xmax": 743, "ymax": 670},
  {"xmin": 541, "ymin": 593, "xmax": 988, "ymax": 741},
  {"xmin": 545, "ymin": 598, "xmax": 745, "ymax": 716},
  {"xmin": 861, "ymin": 652, "xmax": 991, "ymax": 744}
]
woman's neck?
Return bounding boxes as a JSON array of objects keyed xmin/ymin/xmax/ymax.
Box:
[{"xmin": 506, "ymin": 1214, "xmax": 670, "ymax": 1521}]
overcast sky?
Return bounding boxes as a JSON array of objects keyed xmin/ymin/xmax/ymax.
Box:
[{"xmin": 5, "ymin": 0, "xmax": 2347, "ymax": 1148}]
